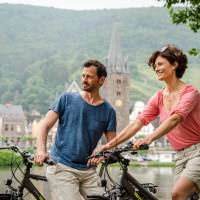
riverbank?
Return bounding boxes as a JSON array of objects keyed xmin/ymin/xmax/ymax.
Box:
[{"xmin": 112, "ymin": 160, "xmax": 175, "ymax": 168}]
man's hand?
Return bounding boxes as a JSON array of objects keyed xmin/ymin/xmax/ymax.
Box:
[
  {"xmin": 87, "ymin": 144, "xmax": 108, "ymax": 166},
  {"xmin": 34, "ymin": 152, "xmax": 49, "ymax": 166},
  {"xmin": 87, "ymin": 156, "xmax": 104, "ymax": 167}
]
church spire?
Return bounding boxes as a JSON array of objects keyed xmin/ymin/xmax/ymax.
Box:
[{"xmin": 106, "ymin": 25, "xmax": 128, "ymax": 74}]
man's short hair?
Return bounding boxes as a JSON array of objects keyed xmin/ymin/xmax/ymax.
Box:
[{"xmin": 83, "ymin": 60, "xmax": 107, "ymax": 78}]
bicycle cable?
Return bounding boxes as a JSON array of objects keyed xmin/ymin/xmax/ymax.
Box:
[
  {"xmin": 10, "ymin": 151, "xmax": 18, "ymax": 180},
  {"xmin": 10, "ymin": 152, "xmax": 23, "ymax": 185},
  {"xmin": 104, "ymin": 153, "xmax": 121, "ymax": 188}
]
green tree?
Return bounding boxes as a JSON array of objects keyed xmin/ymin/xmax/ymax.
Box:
[
  {"xmin": 159, "ymin": 0, "xmax": 200, "ymax": 55},
  {"xmin": 21, "ymin": 75, "xmax": 51, "ymax": 113}
]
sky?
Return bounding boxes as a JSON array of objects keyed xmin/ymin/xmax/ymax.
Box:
[{"xmin": 0, "ymin": 0, "xmax": 164, "ymax": 10}]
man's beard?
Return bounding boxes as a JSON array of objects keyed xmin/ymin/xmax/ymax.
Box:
[{"xmin": 82, "ymin": 84, "xmax": 95, "ymax": 92}]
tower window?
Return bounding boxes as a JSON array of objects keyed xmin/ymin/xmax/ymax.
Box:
[
  {"xmin": 117, "ymin": 79, "xmax": 121, "ymax": 84},
  {"xmin": 117, "ymin": 91, "xmax": 121, "ymax": 96},
  {"xmin": 11, "ymin": 124, "xmax": 14, "ymax": 131},
  {"xmin": 4, "ymin": 124, "xmax": 8, "ymax": 131},
  {"xmin": 16, "ymin": 125, "xmax": 21, "ymax": 133}
]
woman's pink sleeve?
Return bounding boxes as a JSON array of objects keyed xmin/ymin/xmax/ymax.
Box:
[
  {"xmin": 170, "ymin": 87, "xmax": 199, "ymax": 120},
  {"xmin": 137, "ymin": 91, "xmax": 160, "ymax": 125}
]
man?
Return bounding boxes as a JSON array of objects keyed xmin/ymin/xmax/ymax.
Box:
[{"xmin": 34, "ymin": 60, "xmax": 116, "ymax": 200}]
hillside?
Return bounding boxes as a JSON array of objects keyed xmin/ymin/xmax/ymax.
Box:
[{"xmin": 0, "ymin": 4, "xmax": 199, "ymax": 113}]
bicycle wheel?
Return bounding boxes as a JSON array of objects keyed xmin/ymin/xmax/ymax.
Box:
[{"xmin": 0, "ymin": 193, "xmax": 13, "ymax": 200}]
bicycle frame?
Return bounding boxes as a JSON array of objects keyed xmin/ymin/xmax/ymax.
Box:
[
  {"xmin": 17, "ymin": 161, "xmax": 47, "ymax": 200},
  {"xmin": 0, "ymin": 146, "xmax": 51, "ymax": 200},
  {"xmin": 90, "ymin": 144, "xmax": 158, "ymax": 200},
  {"xmin": 106, "ymin": 153, "xmax": 158, "ymax": 200},
  {"xmin": 120, "ymin": 170, "xmax": 157, "ymax": 200}
]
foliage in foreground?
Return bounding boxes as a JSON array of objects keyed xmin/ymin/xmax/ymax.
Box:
[{"xmin": 159, "ymin": 0, "xmax": 200, "ymax": 55}]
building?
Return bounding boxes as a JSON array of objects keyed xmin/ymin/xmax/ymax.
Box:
[
  {"xmin": 129, "ymin": 101, "xmax": 154, "ymax": 138},
  {"xmin": 129, "ymin": 101, "xmax": 171, "ymax": 149},
  {"xmin": 102, "ymin": 26, "xmax": 130, "ymax": 131},
  {"xmin": 0, "ymin": 104, "xmax": 27, "ymax": 146},
  {"xmin": 65, "ymin": 80, "xmax": 81, "ymax": 93},
  {"xmin": 31, "ymin": 117, "xmax": 57, "ymax": 151}
]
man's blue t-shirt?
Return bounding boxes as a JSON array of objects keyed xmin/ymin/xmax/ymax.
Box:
[{"xmin": 50, "ymin": 92, "xmax": 116, "ymax": 170}]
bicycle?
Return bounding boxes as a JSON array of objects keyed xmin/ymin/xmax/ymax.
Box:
[
  {"xmin": 0, "ymin": 145, "xmax": 55, "ymax": 200},
  {"xmin": 0, "ymin": 144, "xmax": 198, "ymax": 200},
  {"xmin": 86, "ymin": 142, "xmax": 158, "ymax": 200},
  {"xmin": 87, "ymin": 142, "xmax": 199, "ymax": 200}
]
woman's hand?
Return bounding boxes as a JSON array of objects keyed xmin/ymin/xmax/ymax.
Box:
[{"xmin": 133, "ymin": 136, "xmax": 152, "ymax": 150}]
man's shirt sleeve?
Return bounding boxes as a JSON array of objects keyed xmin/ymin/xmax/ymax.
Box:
[
  {"xmin": 50, "ymin": 93, "xmax": 66, "ymax": 116},
  {"xmin": 106, "ymin": 108, "xmax": 117, "ymax": 132}
]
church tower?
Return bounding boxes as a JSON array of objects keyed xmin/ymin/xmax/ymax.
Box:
[{"xmin": 102, "ymin": 27, "xmax": 130, "ymax": 132}]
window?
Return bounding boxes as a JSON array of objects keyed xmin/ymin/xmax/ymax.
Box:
[
  {"xmin": 117, "ymin": 79, "xmax": 121, "ymax": 84},
  {"xmin": 16, "ymin": 125, "xmax": 21, "ymax": 133},
  {"xmin": 4, "ymin": 124, "xmax": 8, "ymax": 131},
  {"xmin": 11, "ymin": 125, "xmax": 14, "ymax": 131},
  {"xmin": 117, "ymin": 91, "xmax": 121, "ymax": 96}
]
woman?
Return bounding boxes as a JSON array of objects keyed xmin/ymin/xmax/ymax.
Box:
[{"xmin": 97, "ymin": 44, "xmax": 200, "ymax": 200}]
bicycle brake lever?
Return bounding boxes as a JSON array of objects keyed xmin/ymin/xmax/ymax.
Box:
[
  {"xmin": 87, "ymin": 151, "xmax": 110, "ymax": 160},
  {"xmin": 126, "ymin": 141, "xmax": 149, "ymax": 150},
  {"xmin": 139, "ymin": 144, "xmax": 149, "ymax": 150},
  {"xmin": 87, "ymin": 154, "xmax": 98, "ymax": 160}
]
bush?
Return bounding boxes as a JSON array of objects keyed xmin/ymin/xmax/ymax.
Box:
[{"xmin": 0, "ymin": 150, "xmax": 22, "ymax": 167}]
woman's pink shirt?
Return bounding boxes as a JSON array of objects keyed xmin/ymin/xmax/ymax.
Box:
[{"xmin": 137, "ymin": 84, "xmax": 200, "ymax": 150}]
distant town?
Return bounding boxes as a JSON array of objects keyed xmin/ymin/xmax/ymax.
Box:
[{"xmin": 0, "ymin": 27, "xmax": 175, "ymax": 163}]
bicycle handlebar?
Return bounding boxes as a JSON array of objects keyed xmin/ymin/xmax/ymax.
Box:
[
  {"xmin": 88, "ymin": 141, "xmax": 149, "ymax": 160},
  {"xmin": 0, "ymin": 145, "xmax": 55, "ymax": 165}
]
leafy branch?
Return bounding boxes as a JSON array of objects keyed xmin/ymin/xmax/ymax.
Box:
[{"xmin": 159, "ymin": 0, "xmax": 200, "ymax": 55}]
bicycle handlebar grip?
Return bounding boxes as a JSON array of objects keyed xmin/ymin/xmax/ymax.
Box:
[
  {"xmin": 44, "ymin": 159, "xmax": 56, "ymax": 165},
  {"xmin": 139, "ymin": 144, "xmax": 149, "ymax": 150},
  {"xmin": 125, "ymin": 142, "xmax": 149, "ymax": 150}
]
